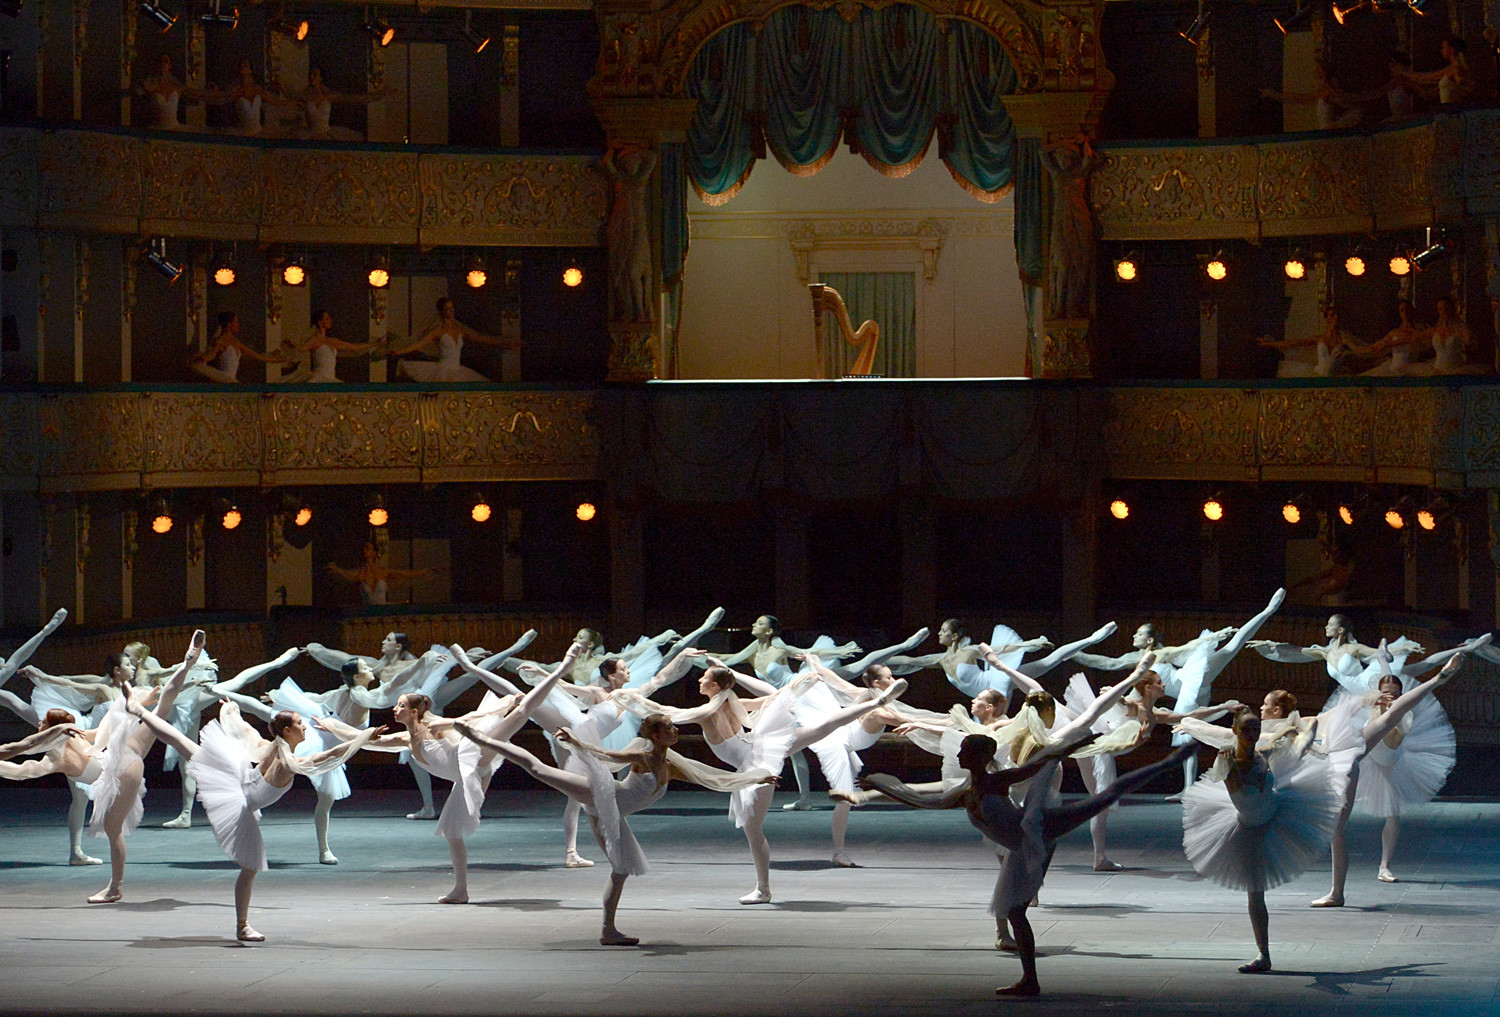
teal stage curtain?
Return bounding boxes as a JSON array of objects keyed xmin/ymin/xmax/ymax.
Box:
[
  {"xmin": 686, "ymin": 4, "xmax": 1017, "ymax": 202},
  {"xmin": 817, "ymin": 271, "xmax": 917, "ymax": 378}
]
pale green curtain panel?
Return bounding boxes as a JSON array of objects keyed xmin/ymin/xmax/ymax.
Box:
[{"xmin": 817, "ymin": 272, "xmax": 917, "ymax": 378}]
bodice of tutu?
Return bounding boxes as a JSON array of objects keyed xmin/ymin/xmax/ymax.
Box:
[
  {"xmin": 437, "ymin": 333, "xmax": 464, "ymax": 367},
  {"xmin": 1432, "ymin": 330, "xmax": 1466, "ymax": 371},
  {"xmin": 215, "ymin": 344, "xmax": 241, "ymax": 380},
  {"xmin": 360, "ymin": 577, "xmax": 388, "ymax": 605},
  {"xmin": 306, "ymin": 99, "xmax": 332, "ymax": 134},
  {"xmin": 760, "ymin": 658, "xmax": 794, "ymax": 689},
  {"xmin": 309, "ymin": 343, "xmax": 338, "ymax": 381},
  {"xmin": 947, "ymin": 658, "xmax": 1008, "ymax": 698},
  {"xmin": 1438, "ymin": 74, "xmax": 1460, "ymax": 104},
  {"xmin": 235, "ymin": 94, "xmax": 262, "ymax": 130},
  {"xmin": 243, "ymin": 768, "xmax": 292, "ymax": 812},
  {"xmin": 414, "ymin": 737, "xmax": 461, "ymax": 781},
  {"xmin": 1228, "ymin": 776, "xmax": 1278, "ymax": 828},
  {"xmin": 151, "ymin": 90, "xmax": 180, "ymax": 127},
  {"xmin": 614, "ymin": 768, "xmax": 667, "ymax": 817}
]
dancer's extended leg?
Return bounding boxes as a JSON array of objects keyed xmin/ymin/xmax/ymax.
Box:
[
  {"xmin": 1017, "ymin": 623, "xmax": 1117, "ymax": 679},
  {"xmin": 1044, "ymin": 744, "xmax": 1196, "ymax": 839},
  {"xmin": 829, "ymin": 630, "xmax": 930, "ymax": 681}
]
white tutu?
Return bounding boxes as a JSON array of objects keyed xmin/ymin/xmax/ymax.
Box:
[
  {"xmin": 86, "ymin": 701, "xmax": 145, "ymax": 839},
  {"xmin": 269, "ymin": 679, "xmax": 351, "ymax": 801},
  {"xmin": 715, "ymin": 691, "xmax": 798, "ymax": 828},
  {"xmin": 189, "ymin": 719, "xmax": 291, "ymax": 872},
  {"xmin": 1181, "ymin": 746, "xmax": 1341, "ymax": 892},
  {"xmin": 574, "ymin": 751, "xmax": 652, "ymax": 876},
  {"xmin": 1063, "ymin": 674, "xmax": 1130, "ymax": 794},
  {"xmin": 1354, "ymin": 697, "xmax": 1454, "ymax": 817}
]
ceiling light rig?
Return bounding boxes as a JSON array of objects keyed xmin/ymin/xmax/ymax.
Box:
[
  {"xmin": 1109, "ymin": 498, "xmax": 1130, "ymax": 521},
  {"xmin": 144, "ymin": 238, "xmax": 182, "ymax": 283},
  {"xmin": 1204, "ymin": 250, "xmax": 1229, "ymax": 282},
  {"xmin": 267, "ymin": 8, "xmax": 309, "ymax": 41},
  {"xmin": 199, "ymin": 0, "xmax": 238, "ymax": 29},
  {"xmin": 465, "ymin": 254, "xmax": 487, "ymax": 289},
  {"xmin": 1180, "ymin": 3, "xmax": 1211, "ymax": 45},
  {"xmin": 364, "ymin": 6, "xmax": 394, "ymax": 47},
  {"xmin": 461, "ymin": 11, "xmax": 490, "ymax": 54},
  {"xmin": 140, "ymin": 1, "xmax": 177, "ymax": 32}
]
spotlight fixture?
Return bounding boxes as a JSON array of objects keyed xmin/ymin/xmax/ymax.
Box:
[
  {"xmin": 562, "ymin": 264, "xmax": 584, "ymax": 288},
  {"xmin": 1338, "ymin": 503, "xmax": 1356, "ymax": 525},
  {"xmin": 363, "ymin": 6, "xmax": 394, "ymax": 47},
  {"xmin": 199, "ymin": 0, "xmax": 238, "ymax": 29},
  {"xmin": 1202, "ymin": 492, "xmax": 1226, "ymax": 522},
  {"xmin": 1344, "ymin": 249, "xmax": 1367, "ymax": 277},
  {"xmin": 1385, "ymin": 507, "xmax": 1405, "ymax": 529},
  {"xmin": 1332, "ymin": 0, "xmax": 1367, "ymax": 25},
  {"xmin": 1283, "ymin": 250, "xmax": 1309, "ymax": 281},
  {"xmin": 465, "ymin": 254, "xmax": 487, "ymax": 289},
  {"xmin": 144, "ymin": 238, "xmax": 182, "ymax": 284},
  {"xmin": 576, "ymin": 502, "xmax": 597, "ymax": 522},
  {"xmin": 267, "ymin": 9, "xmax": 309, "ymax": 41},
  {"xmin": 293, "ymin": 503, "xmax": 312, "ymax": 527},
  {"xmin": 1416, "ymin": 508, "xmax": 1437, "ymax": 530},
  {"xmin": 1204, "ymin": 251, "xmax": 1228, "ymax": 282},
  {"xmin": 461, "ymin": 11, "xmax": 490, "ymax": 54},
  {"xmin": 139, "ymin": 0, "xmax": 177, "ymax": 32},
  {"xmin": 212, "ymin": 248, "xmax": 236, "ymax": 287},
  {"xmin": 1274, "ymin": 1, "xmax": 1312, "ymax": 33},
  {"xmin": 1388, "ymin": 251, "xmax": 1412, "ymax": 276},
  {"xmin": 367, "ymin": 253, "xmax": 390, "ymax": 289},
  {"xmin": 1407, "ymin": 0, "xmax": 1432, "ymax": 12},
  {"xmin": 1412, "ymin": 234, "xmax": 1455, "ymax": 271},
  {"xmin": 1417, "ymin": 492, "xmax": 1451, "ymax": 531},
  {"xmin": 1113, "ymin": 252, "xmax": 1140, "ymax": 283},
  {"xmin": 281, "ymin": 253, "xmax": 306, "ymax": 287},
  {"xmin": 1281, "ymin": 498, "xmax": 1305, "ymax": 525},
  {"xmin": 367, "ymin": 493, "xmax": 388, "ymax": 528},
  {"xmin": 1109, "ymin": 498, "xmax": 1130, "ymax": 521},
  {"xmin": 470, "ymin": 493, "xmax": 493, "ymax": 523},
  {"xmin": 150, "ymin": 496, "xmax": 174, "ymax": 534},
  {"xmin": 1179, "ymin": 5, "xmax": 1211, "ymax": 46},
  {"xmin": 216, "ymin": 498, "xmax": 242, "ymax": 530}
]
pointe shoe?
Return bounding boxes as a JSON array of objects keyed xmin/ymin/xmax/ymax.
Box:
[
  {"xmin": 406, "ymin": 806, "xmax": 437, "ymax": 821},
  {"xmin": 600, "ymin": 929, "xmax": 640, "ymax": 946},
  {"xmin": 1309, "ymin": 894, "xmax": 1344, "ymax": 907},
  {"xmin": 831, "ymin": 852, "xmax": 858, "ymax": 868},
  {"xmin": 782, "ymin": 799, "xmax": 813, "ymax": 811},
  {"xmin": 236, "ymin": 925, "xmax": 265, "ymax": 943},
  {"xmin": 995, "ymin": 936, "xmax": 1018, "ymax": 952},
  {"xmin": 1094, "ymin": 859, "xmax": 1124, "ymax": 872},
  {"xmin": 874, "ymin": 678, "xmax": 908, "ymax": 706},
  {"xmin": 995, "ymin": 979, "xmax": 1040, "ymax": 996},
  {"xmin": 438, "ymin": 891, "xmax": 469, "ymax": 904},
  {"xmin": 319, "ymin": 850, "xmax": 339, "ymax": 865},
  {"xmin": 1377, "ymin": 868, "xmax": 1398, "ymax": 883},
  {"xmin": 69, "ymin": 852, "xmax": 103, "ymax": 866},
  {"xmin": 565, "ymin": 851, "xmax": 596, "ymax": 868},
  {"xmin": 1238, "ymin": 957, "xmax": 1272, "ymax": 974},
  {"xmin": 1163, "ymin": 792, "xmax": 1185, "ymax": 803},
  {"xmin": 162, "ymin": 811, "xmax": 192, "ymax": 830},
  {"xmin": 738, "ymin": 887, "xmax": 772, "ymax": 905},
  {"xmin": 87, "ymin": 888, "xmax": 122, "ymax": 904}
]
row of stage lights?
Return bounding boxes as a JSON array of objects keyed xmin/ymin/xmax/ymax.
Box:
[
  {"xmin": 1107, "ymin": 492, "xmax": 1452, "ymax": 531},
  {"xmin": 1179, "ymin": 0, "xmax": 1432, "ymax": 46},
  {"xmin": 142, "ymin": 242, "xmax": 587, "ymax": 293},
  {"xmin": 1114, "ymin": 236, "xmax": 1452, "ymax": 285},
  {"xmin": 124, "ymin": 3, "xmax": 492, "ymax": 53},
  {"xmin": 147, "ymin": 495, "xmax": 598, "ymax": 534}
]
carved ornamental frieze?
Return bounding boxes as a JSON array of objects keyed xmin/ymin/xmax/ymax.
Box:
[
  {"xmin": 1089, "ymin": 146, "xmax": 1259, "ymax": 241},
  {"xmin": 418, "ymin": 155, "xmax": 609, "ymax": 248},
  {"xmin": 262, "ymin": 150, "xmax": 423, "ymax": 245},
  {"xmin": 425, "ymin": 391, "xmax": 599, "ymax": 481},
  {"xmin": 142, "ymin": 139, "xmax": 262, "ymax": 240}
]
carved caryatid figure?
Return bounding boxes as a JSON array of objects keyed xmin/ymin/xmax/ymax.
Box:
[
  {"xmin": 809, "ymin": 284, "xmax": 879, "ymax": 378},
  {"xmin": 602, "ymin": 143, "xmax": 658, "ymax": 323},
  {"xmin": 1041, "ymin": 135, "xmax": 1099, "ymax": 321}
]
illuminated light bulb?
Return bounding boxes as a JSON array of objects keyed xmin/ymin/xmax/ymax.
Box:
[
  {"xmin": 1114, "ymin": 259, "xmax": 1137, "ymax": 283},
  {"xmin": 368, "ymin": 506, "xmax": 389, "ymax": 527},
  {"xmin": 1389, "ymin": 253, "xmax": 1411, "ymax": 276},
  {"xmin": 1282, "ymin": 503, "xmax": 1301, "ymax": 524},
  {"xmin": 1109, "ymin": 499, "xmax": 1130, "ymax": 520},
  {"xmin": 293, "ymin": 506, "xmax": 312, "ymax": 527},
  {"xmin": 1385, "ymin": 509, "xmax": 1404, "ymax": 529},
  {"xmin": 471, "ymin": 502, "xmax": 492, "ymax": 523},
  {"xmin": 151, "ymin": 513, "xmax": 173, "ymax": 534},
  {"xmin": 1205, "ymin": 258, "xmax": 1228, "ymax": 282},
  {"xmin": 1203, "ymin": 499, "xmax": 1224, "ymax": 522},
  {"xmin": 282, "ymin": 263, "xmax": 306, "ymax": 286},
  {"xmin": 1345, "ymin": 255, "xmax": 1366, "ymax": 277},
  {"xmin": 1338, "ymin": 504, "xmax": 1355, "ymax": 525},
  {"xmin": 367, "ymin": 267, "xmax": 390, "ymax": 288},
  {"xmin": 213, "ymin": 266, "xmax": 236, "ymax": 286},
  {"xmin": 576, "ymin": 502, "xmax": 597, "ymax": 522},
  {"xmin": 562, "ymin": 266, "xmax": 584, "ymax": 288},
  {"xmin": 1283, "ymin": 258, "xmax": 1306, "ymax": 281},
  {"xmin": 221, "ymin": 508, "xmax": 242, "ymax": 530},
  {"xmin": 1417, "ymin": 509, "xmax": 1436, "ymax": 530},
  {"xmin": 466, "ymin": 268, "xmax": 487, "ymax": 288}
]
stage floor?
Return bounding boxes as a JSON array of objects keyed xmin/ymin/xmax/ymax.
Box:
[{"xmin": 0, "ymin": 787, "xmax": 1496, "ymax": 1017}]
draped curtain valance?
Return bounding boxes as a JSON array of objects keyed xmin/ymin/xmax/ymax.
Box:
[{"xmin": 685, "ymin": 5, "xmax": 1019, "ymax": 205}]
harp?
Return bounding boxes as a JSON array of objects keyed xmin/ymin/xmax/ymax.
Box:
[{"xmin": 809, "ymin": 283, "xmax": 879, "ymax": 378}]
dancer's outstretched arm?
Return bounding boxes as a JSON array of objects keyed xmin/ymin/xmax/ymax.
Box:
[
  {"xmin": 315, "ymin": 714, "xmax": 411, "ymax": 751},
  {"xmin": 1016, "ymin": 622, "xmax": 1118, "ymax": 679},
  {"xmin": 210, "ymin": 647, "xmax": 301, "ymax": 695},
  {"xmin": 615, "ymin": 689, "xmax": 726, "ymax": 727},
  {"xmin": 831, "ymin": 628, "xmax": 931, "ymax": 679},
  {"xmin": 660, "ymin": 608, "xmax": 725, "ymax": 667},
  {"xmin": 1247, "ymin": 640, "xmax": 1324, "ymax": 664},
  {"xmin": 210, "ymin": 688, "xmax": 276, "ymax": 723},
  {"xmin": 975, "ymin": 644, "xmax": 1046, "ymax": 695},
  {"xmin": 303, "ymin": 643, "xmax": 377, "ymax": 672},
  {"xmin": 0, "ymin": 609, "xmax": 68, "ymax": 688},
  {"xmin": 23, "ymin": 669, "xmax": 114, "ymax": 699},
  {"xmin": 0, "ymin": 725, "xmax": 77, "ymax": 761}
]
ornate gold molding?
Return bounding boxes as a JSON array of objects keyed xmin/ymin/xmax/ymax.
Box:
[{"xmin": 7, "ymin": 128, "xmax": 607, "ymax": 247}]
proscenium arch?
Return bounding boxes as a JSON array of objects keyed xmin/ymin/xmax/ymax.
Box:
[{"xmin": 657, "ymin": 0, "xmax": 1045, "ymax": 98}]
